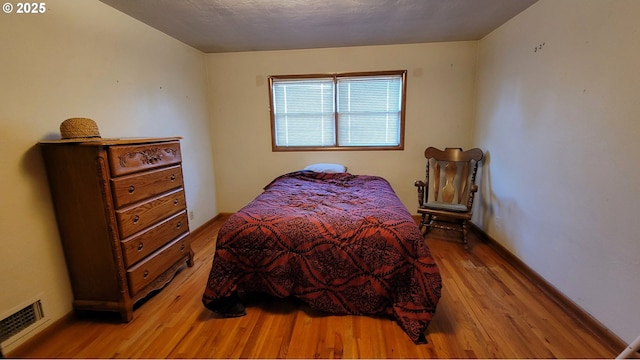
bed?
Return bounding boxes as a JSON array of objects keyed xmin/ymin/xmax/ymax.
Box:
[{"xmin": 202, "ymin": 169, "xmax": 442, "ymax": 344}]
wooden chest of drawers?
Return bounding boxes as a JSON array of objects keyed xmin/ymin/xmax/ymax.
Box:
[{"xmin": 39, "ymin": 137, "xmax": 194, "ymax": 321}]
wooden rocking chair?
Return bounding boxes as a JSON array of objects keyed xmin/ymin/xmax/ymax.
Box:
[{"xmin": 414, "ymin": 147, "xmax": 483, "ymax": 245}]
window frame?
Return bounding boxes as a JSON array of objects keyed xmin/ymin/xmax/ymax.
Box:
[{"xmin": 268, "ymin": 70, "xmax": 407, "ymax": 151}]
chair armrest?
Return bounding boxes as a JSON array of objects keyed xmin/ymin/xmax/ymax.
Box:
[
  {"xmin": 466, "ymin": 184, "xmax": 479, "ymax": 209},
  {"xmin": 414, "ymin": 180, "xmax": 425, "ymax": 207}
]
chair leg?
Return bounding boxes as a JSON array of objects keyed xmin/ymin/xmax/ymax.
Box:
[
  {"xmin": 462, "ymin": 221, "xmax": 468, "ymax": 245},
  {"xmin": 419, "ymin": 214, "xmax": 427, "ymax": 235},
  {"xmin": 424, "ymin": 214, "xmax": 434, "ymax": 235}
]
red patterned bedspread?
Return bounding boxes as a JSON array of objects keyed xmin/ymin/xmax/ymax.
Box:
[{"xmin": 202, "ymin": 171, "xmax": 441, "ymax": 343}]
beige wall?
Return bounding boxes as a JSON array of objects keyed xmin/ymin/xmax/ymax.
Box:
[
  {"xmin": 0, "ymin": 0, "xmax": 216, "ymax": 351},
  {"xmin": 475, "ymin": 0, "xmax": 640, "ymax": 344},
  {"xmin": 207, "ymin": 42, "xmax": 478, "ymax": 213}
]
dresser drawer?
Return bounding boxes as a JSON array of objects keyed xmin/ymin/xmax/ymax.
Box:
[
  {"xmin": 111, "ymin": 165, "xmax": 183, "ymax": 208},
  {"xmin": 108, "ymin": 141, "xmax": 182, "ymax": 177},
  {"xmin": 116, "ymin": 188, "xmax": 186, "ymax": 239},
  {"xmin": 121, "ymin": 211, "xmax": 189, "ymax": 267},
  {"xmin": 126, "ymin": 234, "xmax": 190, "ymax": 296}
]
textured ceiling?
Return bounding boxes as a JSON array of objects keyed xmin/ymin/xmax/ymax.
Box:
[{"xmin": 99, "ymin": 0, "xmax": 538, "ymax": 53}]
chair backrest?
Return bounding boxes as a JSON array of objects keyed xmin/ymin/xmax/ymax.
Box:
[{"xmin": 422, "ymin": 147, "xmax": 483, "ymax": 210}]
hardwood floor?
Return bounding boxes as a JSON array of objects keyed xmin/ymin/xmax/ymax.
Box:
[{"xmin": 11, "ymin": 215, "xmax": 620, "ymax": 358}]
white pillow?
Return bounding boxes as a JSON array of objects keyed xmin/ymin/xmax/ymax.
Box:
[{"xmin": 302, "ymin": 163, "xmax": 347, "ymax": 173}]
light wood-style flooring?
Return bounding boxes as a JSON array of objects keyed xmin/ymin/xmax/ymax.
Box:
[{"xmin": 11, "ymin": 215, "xmax": 619, "ymax": 358}]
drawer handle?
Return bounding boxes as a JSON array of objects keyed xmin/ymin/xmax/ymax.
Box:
[
  {"xmin": 128, "ymin": 185, "xmax": 135, "ymax": 194},
  {"xmin": 173, "ymin": 199, "xmax": 179, "ymax": 206},
  {"xmin": 133, "ymin": 215, "xmax": 140, "ymax": 224},
  {"xmin": 180, "ymin": 244, "xmax": 185, "ymax": 251},
  {"xmin": 176, "ymin": 221, "xmax": 182, "ymax": 229},
  {"xmin": 170, "ymin": 174, "xmax": 176, "ymax": 181},
  {"xmin": 137, "ymin": 242, "xmax": 144, "ymax": 251},
  {"xmin": 143, "ymin": 270, "xmax": 149, "ymax": 279}
]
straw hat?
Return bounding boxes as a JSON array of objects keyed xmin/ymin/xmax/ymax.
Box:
[{"xmin": 59, "ymin": 117, "xmax": 101, "ymax": 141}]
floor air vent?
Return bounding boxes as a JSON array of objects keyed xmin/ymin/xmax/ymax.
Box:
[{"xmin": 0, "ymin": 300, "xmax": 44, "ymax": 344}]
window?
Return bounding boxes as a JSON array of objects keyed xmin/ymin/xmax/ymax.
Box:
[{"xmin": 268, "ymin": 70, "xmax": 406, "ymax": 151}]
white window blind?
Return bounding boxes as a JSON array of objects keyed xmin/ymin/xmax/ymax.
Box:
[
  {"xmin": 269, "ymin": 71, "xmax": 405, "ymax": 150},
  {"xmin": 337, "ymin": 76, "xmax": 402, "ymax": 147},
  {"xmin": 272, "ymin": 78, "xmax": 335, "ymax": 147}
]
